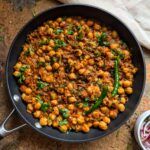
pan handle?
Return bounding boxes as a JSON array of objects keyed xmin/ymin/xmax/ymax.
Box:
[{"xmin": 0, "ymin": 108, "xmax": 27, "ymax": 139}]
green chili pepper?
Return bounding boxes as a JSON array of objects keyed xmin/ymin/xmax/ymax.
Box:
[
  {"xmin": 85, "ymin": 86, "xmax": 108, "ymax": 115},
  {"xmin": 112, "ymin": 57, "xmax": 120, "ymax": 97}
]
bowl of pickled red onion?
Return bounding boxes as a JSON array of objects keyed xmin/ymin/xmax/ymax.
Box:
[{"xmin": 134, "ymin": 110, "xmax": 150, "ymax": 150}]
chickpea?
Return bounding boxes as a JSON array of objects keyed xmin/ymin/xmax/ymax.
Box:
[
  {"xmin": 66, "ymin": 17, "xmax": 72, "ymax": 23},
  {"xmin": 88, "ymin": 59, "xmax": 94, "ymax": 65},
  {"xmin": 52, "ymin": 120, "xmax": 59, "ymax": 127},
  {"xmin": 78, "ymin": 103, "xmax": 83, "ymax": 108},
  {"xmin": 37, "ymin": 49, "xmax": 43, "ymax": 55},
  {"xmin": 87, "ymin": 20, "xmax": 94, "ymax": 26},
  {"xmin": 76, "ymin": 49, "xmax": 82, "ymax": 56},
  {"xmin": 83, "ymin": 106, "xmax": 90, "ymax": 111},
  {"xmin": 53, "ymin": 107, "xmax": 59, "ymax": 115},
  {"xmin": 132, "ymin": 68, "xmax": 138, "ymax": 74},
  {"xmin": 79, "ymin": 42, "xmax": 84, "ymax": 48},
  {"xmin": 51, "ymin": 100, "xmax": 58, "ymax": 106},
  {"xmin": 68, "ymin": 97, "xmax": 77, "ymax": 103},
  {"xmin": 34, "ymin": 102, "xmax": 41, "ymax": 110},
  {"xmin": 112, "ymin": 31, "xmax": 118, "ymax": 38},
  {"xmin": 57, "ymin": 116, "xmax": 62, "ymax": 121},
  {"xmin": 93, "ymin": 121, "xmax": 100, "ymax": 127},
  {"xmin": 68, "ymin": 104, "xmax": 74, "ymax": 110},
  {"xmin": 109, "ymin": 110, "xmax": 118, "ymax": 119},
  {"xmin": 120, "ymin": 97, "xmax": 126, "ymax": 104},
  {"xmin": 39, "ymin": 57, "xmax": 45, "ymax": 63},
  {"xmin": 123, "ymin": 67, "xmax": 130, "ymax": 73},
  {"xmin": 50, "ymin": 92, "xmax": 57, "ymax": 100},
  {"xmin": 14, "ymin": 62, "xmax": 22, "ymax": 70},
  {"xmin": 125, "ymin": 87, "xmax": 133, "ymax": 94},
  {"xmin": 49, "ymin": 113, "xmax": 56, "ymax": 120},
  {"xmin": 94, "ymin": 23, "xmax": 100, "ymax": 30},
  {"xmin": 79, "ymin": 68, "xmax": 86, "ymax": 75},
  {"xmin": 48, "ymin": 50, "xmax": 55, "ymax": 56},
  {"xmin": 82, "ymin": 124, "xmax": 90, "ymax": 132},
  {"xmin": 102, "ymin": 117, "xmax": 111, "ymax": 124},
  {"xmin": 47, "ymin": 119, "xmax": 52, "ymax": 126},
  {"xmin": 49, "ymin": 40, "xmax": 55, "ymax": 47},
  {"xmin": 118, "ymin": 104, "xmax": 125, "ymax": 112},
  {"xmin": 101, "ymin": 106, "xmax": 109, "ymax": 114},
  {"xmin": 57, "ymin": 87, "xmax": 64, "ymax": 94},
  {"xmin": 13, "ymin": 71, "xmax": 21, "ymax": 77},
  {"xmin": 33, "ymin": 110, "xmax": 41, "ymax": 118},
  {"xmin": 25, "ymin": 88, "xmax": 32, "ymax": 94},
  {"xmin": 52, "ymin": 62, "xmax": 60, "ymax": 70},
  {"xmin": 57, "ymin": 17, "xmax": 62, "ymax": 23},
  {"xmin": 68, "ymin": 73, "xmax": 77, "ymax": 80},
  {"xmin": 67, "ymin": 83, "xmax": 73, "ymax": 90},
  {"xmin": 45, "ymin": 65, "xmax": 52, "ymax": 71},
  {"xmin": 45, "ymin": 74, "xmax": 54, "ymax": 83},
  {"xmin": 88, "ymin": 32, "xmax": 93, "ymax": 39},
  {"xmin": 27, "ymin": 104, "xmax": 33, "ymax": 113},
  {"xmin": 92, "ymin": 110, "xmax": 100, "ymax": 118},
  {"xmin": 47, "ymin": 28, "xmax": 53, "ymax": 34},
  {"xmin": 99, "ymin": 121, "xmax": 108, "ymax": 130},
  {"xmin": 80, "ymin": 90, "xmax": 88, "ymax": 98},
  {"xmin": 123, "ymin": 50, "xmax": 130, "ymax": 57},
  {"xmin": 126, "ymin": 73, "xmax": 133, "ymax": 79},
  {"xmin": 44, "ymin": 55, "xmax": 50, "ymax": 61},
  {"xmin": 110, "ymin": 43, "xmax": 119, "ymax": 49},
  {"xmin": 123, "ymin": 80, "xmax": 132, "ymax": 88},
  {"xmin": 59, "ymin": 125, "xmax": 68, "ymax": 132},
  {"xmin": 77, "ymin": 116, "xmax": 85, "ymax": 124},
  {"xmin": 118, "ymin": 87, "xmax": 125, "ymax": 95},
  {"xmin": 40, "ymin": 117, "xmax": 48, "ymax": 126}
]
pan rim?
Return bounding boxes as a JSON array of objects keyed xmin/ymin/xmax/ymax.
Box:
[{"xmin": 5, "ymin": 4, "xmax": 146, "ymax": 143}]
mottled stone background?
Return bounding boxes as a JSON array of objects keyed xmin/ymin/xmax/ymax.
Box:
[{"xmin": 0, "ymin": 0, "xmax": 149, "ymax": 149}]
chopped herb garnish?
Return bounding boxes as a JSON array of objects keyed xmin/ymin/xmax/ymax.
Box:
[
  {"xmin": 76, "ymin": 32, "xmax": 83, "ymax": 40},
  {"xmin": 18, "ymin": 74, "xmax": 25, "ymax": 84},
  {"xmin": 77, "ymin": 25, "xmax": 82, "ymax": 31},
  {"xmin": 55, "ymin": 29, "xmax": 63, "ymax": 35},
  {"xmin": 50, "ymin": 57, "xmax": 57, "ymax": 65},
  {"xmin": 67, "ymin": 29, "xmax": 74, "ymax": 35},
  {"xmin": 37, "ymin": 61, "xmax": 45, "ymax": 67},
  {"xmin": 97, "ymin": 32, "xmax": 110, "ymax": 46},
  {"xmin": 59, "ymin": 108, "xmax": 70, "ymax": 118},
  {"xmin": 84, "ymin": 97, "xmax": 89, "ymax": 102},
  {"xmin": 20, "ymin": 65, "xmax": 29, "ymax": 72},
  {"xmin": 37, "ymin": 80, "xmax": 49, "ymax": 89},
  {"xmin": 39, "ymin": 38, "xmax": 50, "ymax": 46},
  {"xmin": 36, "ymin": 94, "xmax": 43, "ymax": 104},
  {"xmin": 83, "ymin": 102, "xmax": 89, "ymax": 107},
  {"xmin": 53, "ymin": 39, "xmax": 66, "ymax": 50},
  {"xmin": 24, "ymin": 47, "xmax": 34, "ymax": 56},
  {"xmin": 59, "ymin": 119, "xmax": 68, "ymax": 126},
  {"xmin": 41, "ymin": 103, "xmax": 49, "ymax": 112}
]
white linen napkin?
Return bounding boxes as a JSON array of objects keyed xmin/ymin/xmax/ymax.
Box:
[{"xmin": 57, "ymin": 0, "xmax": 150, "ymax": 49}]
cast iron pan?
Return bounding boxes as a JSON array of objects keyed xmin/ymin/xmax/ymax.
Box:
[{"xmin": 0, "ymin": 4, "xmax": 145, "ymax": 142}]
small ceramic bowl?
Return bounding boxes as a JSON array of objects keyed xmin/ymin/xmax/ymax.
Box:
[{"xmin": 134, "ymin": 110, "xmax": 150, "ymax": 150}]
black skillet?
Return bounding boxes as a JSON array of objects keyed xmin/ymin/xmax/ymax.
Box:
[{"xmin": 0, "ymin": 4, "xmax": 145, "ymax": 142}]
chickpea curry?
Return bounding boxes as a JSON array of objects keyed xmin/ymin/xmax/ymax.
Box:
[{"xmin": 13, "ymin": 17, "xmax": 137, "ymax": 133}]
